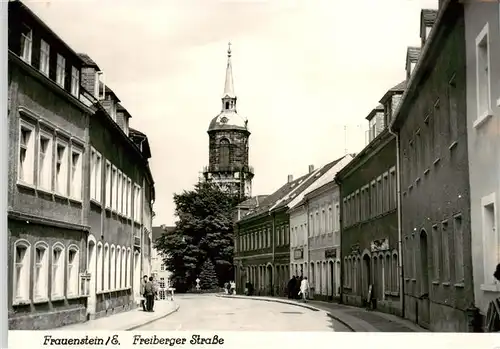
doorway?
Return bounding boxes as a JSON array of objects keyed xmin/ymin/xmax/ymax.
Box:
[
  {"xmin": 329, "ymin": 261, "xmax": 334, "ymax": 299},
  {"xmin": 87, "ymin": 238, "xmax": 96, "ymax": 316},
  {"xmin": 419, "ymin": 230, "xmax": 430, "ymax": 328},
  {"xmin": 267, "ymin": 264, "xmax": 273, "ymax": 295},
  {"xmin": 362, "ymin": 254, "xmax": 371, "ymax": 300}
]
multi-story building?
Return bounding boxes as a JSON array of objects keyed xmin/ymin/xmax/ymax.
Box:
[
  {"xmin": 151, "ymin": 225, "xmax": 174, "ymax": 300},
  {"xmin": 7, "ymin": 1, "xmax": 92, "ymax": 329},
  {"xmin": 6, "ymin": 0, "xmax": 155, "ymax": 329},
  {"xmin": 288, "ymin": 155, "xmax": 353, "ymax": 300},
  {"xmin": 390, "ymin": 0, "xmax": 473, "ymax": 331},
  {"xmin": 202, "ymin": 44, "xmax": 253, "ymax": 200},
  {"xmin": 336, "ymin": 82, "xmax": 404, "ymax": 317},
  {"xmin": 463, "ymin": 0, "xmax": 500, "ymax": 330}
]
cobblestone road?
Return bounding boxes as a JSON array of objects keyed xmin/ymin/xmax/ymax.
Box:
[{"xmin": 136, "ymin": 294, "xmax": 350, "ymax": 331}]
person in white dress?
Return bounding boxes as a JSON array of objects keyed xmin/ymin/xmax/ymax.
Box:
[{"xmin": 300, "ymin": 277, "xmax": 310, "ymax": 302}]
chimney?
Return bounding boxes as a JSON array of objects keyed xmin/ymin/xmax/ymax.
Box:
[
  {"xmin": 406, "ymin": 47, "xmax": 421, "ymax": 81},
  {"xmin": 420, "ymin": 9, "xmax": 438, "ymax": 47},
  {"xmin": 308, "ymin": 165, "xmax": 314, "ymax": 174},
  {"xmin": 287, "ymin": 175, "xmax": 293, "ymax": 183}
]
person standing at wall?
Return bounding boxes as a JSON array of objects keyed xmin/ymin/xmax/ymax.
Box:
[{"xmin": 140, "ymin": 275, "xmax": 148, "ymax": 311}]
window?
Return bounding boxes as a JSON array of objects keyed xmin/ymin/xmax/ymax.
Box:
[
  {"xmin": 335, "ymin": 203, "xmax": 340, "ymax": 232},
  {"xmin": 70, "ymin": 148, "xmax": 82, "ymax": 200},
  {"xmin": 385, "ymin": 254, "xmax": 391, "ymax": 293},
  {"xmin": 96, "ymin": 243, "xmax": 103, "ymax": 291},
  {"xmin": 67, "ymin": 247, "xmax": 79, "ymax": 296},
  {"xmin": 328, "ymin": 206, "xmax": 332, "ymax": 232},
  {"xmin": 392, "ymin": 253, "xmax": 399, "ymax": 292},
  {"xmin": 37, "ymin": 131, "xmax": 53, "ymax": 191},
  {"xmin": 475, "ymin": 23, "xmax": 491, "ymax": 121},
  {"xmin": 453, "ymin": 215, "xmax": 464, "ymax": 284},
  {"xmin": 371, "ymin": 181, "xmax": 376, "ymax": 217},
  {"xmin": 117, "ymin": 171, "xmax": 123, "ymax": 214},
  {"xmin": 285, "ymin": 225, "xmax": 289, "ymax": 244},
  {"xmin": 110, "ymin": 246, "xmax": 116, "ymax": 290},
  {"xmin": 127, "ymin": 178, "xmax": 132, "ymax": 217},
  {"xmin": 383, "ymin": 173, "xmax": 389, "ymax": 212},
  {"xmin": 56, "ymin": 54, "xmax": 66, "ymax": 87},
  {"xmin": 103, "ymin": 244, "xmax": 110, "ymax": 290},
  {"xmin": 13, "ymin": 240, "xmax": 31, "ymax": 303},
  {"xmin": 39, "ymin": 40, "xmax": 50, "ymax": 76},
  {"xmin": 134, "ymin": 184, "xmax": 142, "ymax": 221},
  {"xmin": 442, "ymin": 221, "xmax": 450, "ymax": 282},
  {"xmin": 105, "ymin": 161, "xmax": 111, "ymax": 208},
  {"xmin": 33, "ymin": 242, "xmax": 49, "ymax": 301},
  {"xmin": 20, "ymin": 24, "xmax": 32, "ymax": 64},
  {"xmin": 390, "ymin": 169, "xmax": 396, "ymax": 210},
  {"xmin": 122, "ymin": 176, "xmax": 127, "ymax": 216},
  {"xmin": 114, "ymin": 170, "xmax": 120, "ymax": 212},
  {"xmin": 18, "ymin": 121, "xmax": 35, "ymax": 184},
  {"xmin": 51, "ymin": 244, "xmax": 64, "ymax": 298},
  {"xmin": 160, "ymin": 277, "xmax": 165, "ymax": 289},
  {"xmin": 55, "ymin": 141, "xmax": 69, "ymax": 196},
  {"xmin": 432, "ymin": 225, "xmax": 440, "ymax": 281},
  {"xmin": 377, "ymin": 177, "xmax": 383, "ymax": 215},
  {"xmin": 219, "ymin": 138, "xmax": 230, "ymax": 168},
  {"xmin": 71, "ymin": 67, "xmax": 80, "ymax": 97},
  {"xmin": 116, "ymin": 247, "xmax": 121, "ymax": 288},
  {"xmin": 122, "ymin": 247, "xmax": 126, "ymax": 288},
  {"xmin": 126, "ymin": 248, "xmax": 131, "ymax": 287},
  {"xmin": 90, "ymin": 149, "xmax": 102, "ymax": 202}
]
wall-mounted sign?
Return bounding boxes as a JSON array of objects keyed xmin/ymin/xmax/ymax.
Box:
[
  {"xmin": 325, "ymin": 248, "xmax": 337, "ymax": 259},
  {"xmin": 293, "ymin": 249, "xmax": 303, "ymax": 259},
  {"xmin": 370, "ymin": 238, "xmax": 389, "ymax": 252}
]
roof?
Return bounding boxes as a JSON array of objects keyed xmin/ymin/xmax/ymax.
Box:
[
  {"xmin": 407, "ymin": 47, "xmax": 421, "ymax": 62},
  {"xmin": 117, "ymin": 103, "xmax": 132, "ymax": 118},
  {"xmin": 237, "ymin": 195, "xmax": 269, "ymax": 209},
  {"xmin": 379, "ymin": 80, "xmax": 406, "ymax": 104},
  {"xmin": 365, "ymin": 103, "xmax": 385, "ymax": 121},
  {"xmin": 421, "ymin": 9, "xmax": 438, "ymax": 27},
  {"xmin": 208, "ymin": 110, "xmax": 249, "ymax": 133},
  {"xmin": 99, "ymin": 84, "xmax": 121, "ymax": 102},
  {"xmin": 129, "ymin": 128, "xmax": 152, "ymax": 159},
  {"xmin": 152, "ymin": 225, "xmax": 175, "ymax": 242},
  {"xmin": 78, "ymin": 53, "xmax": 100, "ymax": 70},
  {"xmin": 12, "ymin": 1, "xmax": 85, "ymax": 67}
]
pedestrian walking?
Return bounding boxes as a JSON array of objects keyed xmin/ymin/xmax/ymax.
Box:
[
  {"xmin": 295, "ymin": 276, "xmax": 303, "ymax": 299},
  {"xmin": 299, "ymin": 276, "xmax": 310, "ymax": 302},
  {"xmin": 145, "ymin": 276, "xmax": 155, "ymax": 312},
  {"xmin": 287, "ymin": 276, "xmax": 297, "ymax": 299},
  {"xmin": 224, "ymin": 282, "xmax": 229, "ymax": 294},
  {"xmin": 230, "ymin": 280, "xmax": 236, "ymax": 295},
  {"xmin": 140, "ymin": 275, "xmax": 148, "ymax": 311}
]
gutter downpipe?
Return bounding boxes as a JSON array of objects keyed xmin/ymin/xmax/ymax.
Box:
[
  {"xmin": 270, "ymin": 211, "xmax": 276, "ymax": 296},
  {"xmin": 333, "ymin": 177, "xmax": 343, "ymax": 305},
  {"xmin": 388, "ymin": 123, "xmax": 404, "ymax": 318}
]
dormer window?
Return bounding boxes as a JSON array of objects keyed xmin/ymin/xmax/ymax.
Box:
[
  {"xmin": 71, "ymin": 66, "xmax": 80, "ymax": 97},
  {"xmin": 56, "ymin": 54, "xmax": 66, "ymax": 88},
  {"xmin": 369, "ymin": 117, "xmax": 376, "ymax": 141},
  {"xmin": 39, "ymin": 40, "xmax": 50, "ymax": 76},
  {"xmin": 20, "ymin": 24, "xmax": 32, "ymax": 64}
]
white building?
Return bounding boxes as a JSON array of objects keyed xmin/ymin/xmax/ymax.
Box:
[
  {"xmin": 464, "ymin": 1, "xmax": 500, "ymax": 326},
  {"xmin": 151, "ymin": 226, "xmax": 173, "ymax": 300},
  {"xmin": 288, "ymin": 154, "xmax": 353, "ymax": 299}
]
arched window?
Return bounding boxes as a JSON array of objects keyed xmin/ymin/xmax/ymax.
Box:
[
  {"xmin": 13, "ymin": 239, "xmax": 31, "ymax": 303},
  {"xmin": 116, "ymin": 246, "xmax": 121, "ymax": 288},
  {"xmin": 67, "ymin": 245, "xmax": 79, "ymax": 296},
  {"xmin": 353, "ymin": 258, "xmax": 357, "ymax": 293},
  {"xmin": 385, "ymin": 254, "xmax": 391, "ymax": 294},
  {"xmin": 126, "ymin": 248, "xmax": 131, "ymax": 288},
  {"xmin": 51, "ymin": 243, "xmax": 65, "ymax": 298},
  {"xmin": 219, "ymin": 138, "xmax": 230, "ymax": 168},
  {"xmin": 110, "ymin": 245, "xmax": 116, "ymax": 290},
  {"xmin": 96, "ymin": 243, "xmax": 103, "ymax": 291},
  {"xmin": 33, "ymin": 241, "xmax": 49, "ymax": 301},
  {"xmin": 392, "ymin": 252, "xmax": 399, "ymax": 293},
  {"xmin": 122, "ymin": 247, "xmax": 126, "ymax": 288},
  {"xmin": 343, "ymin": 257, "xmax": 348, "ymax": 287},
  {"xmin": 104, "ymin": 244, "xmax": 109, "ymax": 290}
]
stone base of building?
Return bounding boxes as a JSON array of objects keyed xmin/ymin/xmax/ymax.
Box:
[
  {"xmin": 93, "ymin": 289, "xmax": 135, "ymax": 320},
  {"xmin": 404, "ymin": 295, "xmax": 469, "ymax": 332},
  {"xmin": 92, "ymin": 301, "xmax": 135, "ymax": 320},
  {"xmin": 9, "ymin": 305, "xmax": 86, "ymax": 330},
  {"xmin": 342, "ymin": 294, "xmax": 402, "ymax": 317}
]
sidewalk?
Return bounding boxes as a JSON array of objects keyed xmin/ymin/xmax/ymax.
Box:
[
  {"xmin": 217, "ymin": 294, "xmax": 428, "ymax": 332},
  {"xmin": 55, "ymin": 300, "xmax": 180, "ymax": 331}
]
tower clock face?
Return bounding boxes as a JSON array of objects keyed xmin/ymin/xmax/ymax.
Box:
[{"xmin": 220, "ymin": 117, "xmax": 228, "ymax": 124}]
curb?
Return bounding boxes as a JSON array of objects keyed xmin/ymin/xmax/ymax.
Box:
[
  {"xmin": 216, "ymin": 294, "xmax": 322, "ymax": 312},
  {"xmin": 125, "ymin": 303, "xmax": 180, "ymax": 331},
  {"xmin": 217, "ymin": 294, "xmax": 356, "ymax": 332}
]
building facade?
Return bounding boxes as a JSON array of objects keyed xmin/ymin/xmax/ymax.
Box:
[
  {"xmin": 7, "ymin": 0, "xmax": 155, "ymax": 329},
  {"xmin": 151, "ymin": 226, "xmax": 174, "ymax": 300},
  {"xmin": 337, "ymin": 82, "xmax": 404, "ymax": 317},
  {"xmin": 289, "ymin": 202, "xmax": 308, "ymax": 280},
  {"xmin": 391, "ymin": 0, "xmax": 474, "ymax": 331},
  {"xmin": 463, "ymin": 1, "xmax": 500, "ymax": 330},
  {"xmin": 203, "ymin": 44, "xmax": 253, "ymax": 200}
]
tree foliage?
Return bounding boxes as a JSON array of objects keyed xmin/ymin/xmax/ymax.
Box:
[
  {"xmin": 198, "ymin": 259, "xmax": 219, "ymax": 289},
  {"xmin": 154, "ymin": 182, "xmax": 245, "ymax": 292}
]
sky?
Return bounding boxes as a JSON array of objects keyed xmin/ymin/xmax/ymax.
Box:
[{"xmin": 25, "ymin": 0, "xmax": 438, "ymax": 226}]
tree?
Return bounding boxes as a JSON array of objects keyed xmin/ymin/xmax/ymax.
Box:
[
  {"xmin": 154, "ymin": 181, "xmax": 245, "ymax": 291},
  {"xmin": 198, "ymin": 259, "xmax": 219, "ymax": 289}
]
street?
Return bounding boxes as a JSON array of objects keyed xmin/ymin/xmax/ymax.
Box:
[{"xmin": 135, "ymin": 294, "xmax": 351, "ymax": 331}]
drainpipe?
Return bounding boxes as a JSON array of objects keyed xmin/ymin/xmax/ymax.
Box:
[
  {"xmin": 334, "ymin": 177, "xmax": 344, "ymax": 304},
  {"xmin": 388, "ymin": 124, "xmax": 404, "ymax": 318},
  {"xmin": 270, "ymin": 211, "xmax": 275, "ymax": 296}
]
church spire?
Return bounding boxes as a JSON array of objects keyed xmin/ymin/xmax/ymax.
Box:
[{"xmin": 223, "ymin": 42, "xmax": 235, "ymax": 98}]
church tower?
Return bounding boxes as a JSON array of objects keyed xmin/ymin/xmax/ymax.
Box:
[{"xmin": 203, "ymin": 43, "xmax": 253, "ymax": 199}]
